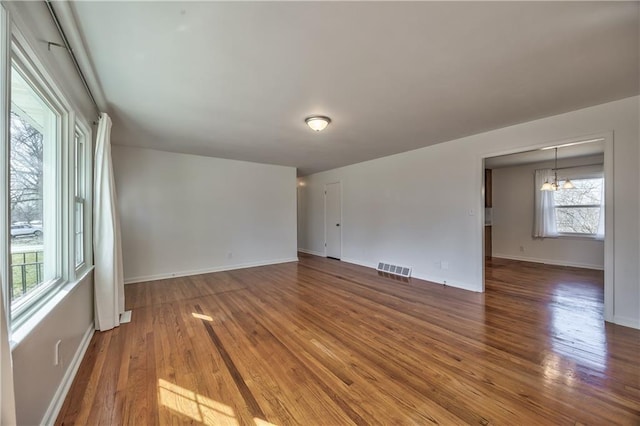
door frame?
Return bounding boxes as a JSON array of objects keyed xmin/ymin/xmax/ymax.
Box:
[
  {"xmin": 479, "ymin": 131, "xmax": 614, "ymax": 323},
  {"xmin": 324, "ymin": 181, "xmax": 343, "ymax": 259}
]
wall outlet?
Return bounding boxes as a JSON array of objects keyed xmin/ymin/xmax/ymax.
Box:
[
  {"xmin": 227, "ymin": 252, "xmax": 233, "ymax": 260},
  {"xmin": 519, "ymin": 245, "xmax": 525, "ymax": 252}
]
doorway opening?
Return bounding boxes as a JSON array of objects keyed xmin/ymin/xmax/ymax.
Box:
[{"xmin": 482, "ymin": 134, "xmax": 613, "ymax": 323}]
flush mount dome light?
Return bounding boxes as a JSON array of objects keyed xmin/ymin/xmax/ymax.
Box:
[{"xmin": 305, "ymin": 116, "xmax": 331, "ymax": 132}]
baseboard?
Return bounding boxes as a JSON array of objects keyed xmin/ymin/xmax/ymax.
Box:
[
  {"xmin": 340, "ymin": 257, "xmax": 375, "ymax": 268},
  {"xmin": 41, "ymin": 323, "xmax": 95, "ymax": 425},
  {"xmin": 341, "ymin": 258, "xmax": 482, "ymax": 292},
  {"xmin": 298, "ymin": 248, "xmax": 325, "ymax": 257},
  {"xmin": 124, "ymin": 257, "xmax": 299, "ymax": 284},
  {"xmin": 411, "ymin": 271, "xmax": 481, "ymax": 292},
  {"xmin": 612, "ymin": 315, "xmax": 640, "ymax": 330},
  {"xmin": 492, "ymin": 253, "xmax": 604, "ymax": 271}
]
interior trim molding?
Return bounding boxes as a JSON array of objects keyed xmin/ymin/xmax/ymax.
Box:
[
  {"xmin": 340, "ymin": 257, "xmax": 481, "ymax": 293},
  {"xmin": 492, "ymin": 254, "xmax": 604, "ymax": 271},
  {"xmin": 298, "ymin": 248, "xmax": 325, "ymax": 257},
  {"xmin": 123, "ymin": 257, "xmax": 299, "ymax": 285},
  {"xmin": 613, "ymin": 315, "xmax": 640, "ymax": 330}
]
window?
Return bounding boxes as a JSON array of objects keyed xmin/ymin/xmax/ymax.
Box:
[
  {"xmin": 553, "ymin": 177, "xmax": 604, "ymax": 235},
  {"xmin": 9, "ymin": 61, "xmax": 63, "ymax": 320},
  {"xmin": 1, "ymin": 22, "xmax": 93, "ymax": 333}
]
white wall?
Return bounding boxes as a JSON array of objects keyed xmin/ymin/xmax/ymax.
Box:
[
  {"xmin": 492, "ymin": 155, "xmax": 605, "ymax": 270},
  {"xmin": 112, "ymin": 146, "xmax": 298, "ymax": 283},
  {"xmin": 4, "ymin": 2, "xmax": 97, "ymax": 424},
  {"xmin": 298, "ymin": 96, "xmax": 639, "ymax": 329},
  {"xmin": 12, "ymin": 274, "xmax": 94, "ymax": 426}
]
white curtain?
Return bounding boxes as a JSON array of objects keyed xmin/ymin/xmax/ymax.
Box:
[
  {"xmin": 94, "ymin": 113, "xmax": 125, "ymax": 331},
  {"xmin": 533, "ymin": 168, "xmax": 558, "ymax": 238},
  {"xmin": 596, "ymin": 177, "xmax": 605, "ymax": 240},
  {"xmin": 1, "ymin": 277, "xmax": 16, "ymax": 426}
]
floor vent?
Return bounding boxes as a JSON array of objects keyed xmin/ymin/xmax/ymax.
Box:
[{"xmin": 376, "ymin": 262, "xmax": 412, "ymax": 278}]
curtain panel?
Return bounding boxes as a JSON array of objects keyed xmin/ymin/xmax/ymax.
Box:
[
  {"xmin": 533, "ymin": 168, "xmax": 558, "ymax": 238},
  {"xmin": 93, "ymin": 113, "xmax": 125, "ymax": 331}
]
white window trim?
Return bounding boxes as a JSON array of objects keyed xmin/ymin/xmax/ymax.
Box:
[
  {"xmin": 4, "ymin": 23, "xmax": 95, "ymax": 336},
  {"xmin": 553, "ymin": 171, "xmax": 604, "ymax": 239},
  {"xmin": 72, "ymin": 119, "xmax": 93, "ymax": 278},
  {"xmin": 8, "ymin": 46, "xmax": 69, "ymax": 329},
  {"xmin": 0, "ymin": 4, "xmax": 11, "ymax": 326}
]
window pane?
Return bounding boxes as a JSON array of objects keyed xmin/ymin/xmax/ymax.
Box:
[
  {"xmin": 9, "ymin": 65, "xmax": 58, "ymax": 305},
  {"xmin": 554, "ymin": 178, "xmax": 603, "ymax": 206},
  {"xmin": 556, "ymin": 207, "xmax": 600, "ymax": 234}
]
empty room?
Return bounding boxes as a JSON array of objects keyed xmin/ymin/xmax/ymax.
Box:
[{"xmin": 0, "ymin": 1, "xmax": 639, "ymax": 425}]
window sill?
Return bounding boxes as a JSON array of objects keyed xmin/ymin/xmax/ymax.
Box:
[
  {"xmin": 555, "ymin": 233, "xmax": 604, "ymax": 241},
  {"xmin": 10, "ymin": 266, "xmax": 94, "ymax": 351}
]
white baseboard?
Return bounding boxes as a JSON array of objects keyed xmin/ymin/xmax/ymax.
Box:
[
  {"xmin": 41, "ymin": 323, "xmax": 95, "ymax": 425},
  {"xmin": 341, "ymin": 258, "xmax": 481, "ymax": 292},
  {"xmin": 340, "ymin": 257, "xmax": 374, "ymax": 268},
  {"xmin": 411, "ymin": 271, "xmax": 481, "ymax": 292},
  {"xmin": 298, "ymin": 248, "xmax": 325, "ymax": 257},
  {"xmin": 124, "ymin": 257, "xmax": 299, "ymax": 284},
  {"xmin": 612, "ymin": 315, "xmax": 640, "ymax": 330},
  {"xmin": 492, "ymin": 253, "xmax": 604, "ymax": 271}
]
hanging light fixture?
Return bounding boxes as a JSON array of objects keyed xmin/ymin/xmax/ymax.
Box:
[
  {"xmin": 541, "ymin": 148, "xmax": 559, "ymax": 191},
  {"xmin": 305, "ymin": 116, "xmax": 331, "ymax": 132},
  {"xmin": 540, "ymin": 147, "xmax": 574, "ymax": 191},
  {"xmin": 540, "ymin": 180, "xmax": 554, "ymax": 191}
]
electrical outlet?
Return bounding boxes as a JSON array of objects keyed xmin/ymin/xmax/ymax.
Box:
[
  {"xmin": 227, "ymin": 252, "xmax": 233, "ymax": 260},
  {"xmin": 519, "ymin": 246, "xmax": 525, "ymax": 252}
]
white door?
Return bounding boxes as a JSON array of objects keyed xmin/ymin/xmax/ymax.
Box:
[{"xmin": 325, "ymin": 182, "xmax": 341, "ymax": 259}]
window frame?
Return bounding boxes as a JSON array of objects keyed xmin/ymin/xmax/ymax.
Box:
[
  {"xmin": 0, "ymin": 4, "xmax": 95, "ymax": 341},
  {"xmin": 8, "ymin": 39, "xmax": 71, "ymax": 328},
  {"xmin": 72, "ymin": 120, "xmax": 92, "ymax": 278},
  {"xmin": 0, "ymin": 5, "xmax": 10, "ymax": 324},
  {"xmin": 553, "ymin": 170, "xmax": 604, "ymax": 238}
]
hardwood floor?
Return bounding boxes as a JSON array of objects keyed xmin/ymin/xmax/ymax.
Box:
[{"xmin": 56, "ymin": 254, "xmax": 640, "ymax": 425}]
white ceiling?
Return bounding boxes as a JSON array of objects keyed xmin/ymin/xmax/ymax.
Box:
[{"xmin": 69, "ymin": 1, "xmax": 639, "ymax": 176}]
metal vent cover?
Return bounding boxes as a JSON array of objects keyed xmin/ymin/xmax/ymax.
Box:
[{"xmin": 377, "ymin": 262, "xmax": 412, "ymax": 278}]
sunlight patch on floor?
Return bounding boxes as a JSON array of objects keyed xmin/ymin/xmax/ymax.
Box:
[
  {"xmin": 254, "ymin": 418, "xmax": 278, "ymax": 426},
  {"xmin": 158, "ymin": 378, "xmax": 238, "ymax": 425},
  {"xmin": 192, "ymin": 312, "xmax": 214, "ymax": 321}
]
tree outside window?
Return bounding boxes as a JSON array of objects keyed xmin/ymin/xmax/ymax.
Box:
[{"xmin": 553, "ymin": 178, "xmax": 603, "ymax": 234}]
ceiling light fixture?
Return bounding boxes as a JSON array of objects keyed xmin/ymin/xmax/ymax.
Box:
[
  {"xmin": 305, "ymin": 116, "xmax": 331, "ymax": 132},
  {"xmin": 540, "ymin": 147, "xmax": 574, "ymax": 191}
]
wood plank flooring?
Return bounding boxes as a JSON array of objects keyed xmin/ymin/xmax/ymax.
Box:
[{"xmin": 56, "ymin": 254, "xmax": 640, "ymax": 425}]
